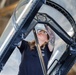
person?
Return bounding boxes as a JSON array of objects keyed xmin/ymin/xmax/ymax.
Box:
[{"xmin": 17, "ymin": 29, "xmax": 54, "ymax": 75}]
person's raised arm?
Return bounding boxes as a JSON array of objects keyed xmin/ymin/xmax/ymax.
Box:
[{"xmin": 17, "ymin": 40, "xmax": 28, "ymax": 54}]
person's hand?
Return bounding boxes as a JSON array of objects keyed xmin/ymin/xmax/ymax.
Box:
[{"xmin": 48, "ymin": 42, "xmax": 54, "ymax": 52}]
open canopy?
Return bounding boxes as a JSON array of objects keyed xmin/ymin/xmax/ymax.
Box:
[{"xmin": 0, "ymin": 0, "xmax": 76, "ymax": 75}]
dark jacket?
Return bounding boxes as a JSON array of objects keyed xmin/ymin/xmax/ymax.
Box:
[{"xmin": 18, "ymin": 40, "xmax": 52, "ymax": 75}]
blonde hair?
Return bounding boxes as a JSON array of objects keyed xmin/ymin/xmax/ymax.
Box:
[
  {"xmin": 28, "ymin": 33, "xmax": 49, "ymax": 50},
  {"xmin": 28, "ymin": 40, "xmax": 48, "ymax": 50},
  {"xmin": 28, "ymin": 40, "xmax": 35, "ymax": 49}
]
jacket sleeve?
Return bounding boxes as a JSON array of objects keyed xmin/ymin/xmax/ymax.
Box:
[{"xmin": 17, "ymin": 40, "xmax": 29, "ymax": 54}]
